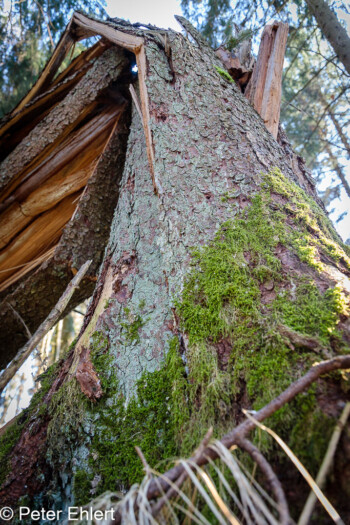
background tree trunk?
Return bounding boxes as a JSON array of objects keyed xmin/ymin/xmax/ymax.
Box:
[
  {"xmin": 305, "ymin": 0, "xmax": 350, "ymax": 75},
  {"xmin": 0, "ymin": 17, "xmax": 350, "ymax": 523}
]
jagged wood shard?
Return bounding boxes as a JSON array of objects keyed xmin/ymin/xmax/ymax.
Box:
[{"xmin": 245, "ymin": 22, "xmax": 289, "ymax": 138}]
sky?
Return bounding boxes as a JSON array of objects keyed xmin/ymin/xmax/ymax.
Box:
[{"xmin": 104, "ymin": 0, "xmax": 183, "ymax": 29}]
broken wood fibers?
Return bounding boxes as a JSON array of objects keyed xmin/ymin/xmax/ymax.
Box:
[
  {"xmin": 0, "ymin": 94, "xmax": 127, "ymax": 291},
  {"xmin": 245, "ymin": 22, "xmax": 289, "ymax": 139},
  {"xmin": 0, "ymin": 11, "xmax": 160, "ymax": 293}
]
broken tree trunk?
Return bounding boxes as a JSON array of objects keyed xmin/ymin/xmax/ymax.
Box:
[
  {"xmin": 0, "ymin": 45, "xmax": 132, "ymax": 367},
  {"xmin": 0, "ymin": 12, "xmax": 350, "ymax": 524},
  {"xmin": 245, "ymin": 22, "xmax": 289, "ymax": 138}
]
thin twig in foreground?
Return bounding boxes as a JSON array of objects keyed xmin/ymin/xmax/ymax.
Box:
[
  {"xmin": 7, "ymin": 302, "xmax": 32, "ymax": 340},
  {"xmin": 0, "ymin": 260, "xmax": 92, "ymax": 395},
  {"xmin": 151, "ymin": 428, "xmax": 213, "ymax": 519},
  {"xmin": 243, "ymin": 410, "xmax": 344, "ymax": 524},
  {"xmin": 298, "ymin": 402, "xmax": 350, "ymax": 525},
  {"xmin": 237, "ymin": 437, "xmax": 290, "ymax": 525}
]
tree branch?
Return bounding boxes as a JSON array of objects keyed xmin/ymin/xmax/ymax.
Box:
[
  {"xmin": 237, "ymin": 438, "xmax": 290, "ymax": 525},
  {"xmin": 305, "ymin": 0, "xmax": 350, "ymax": 76},
  {"xmin": 0, "ymin": 260, "xmax": 91, "ymax": 395},
  {"xmin": 305, "ymin": 87, "xmax": 348, "ymax": 142}
]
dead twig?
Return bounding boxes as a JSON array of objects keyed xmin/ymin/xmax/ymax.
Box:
[
  {"xmin": 151, "ymin": 428, "xmax": 213, "ymax": 519},
  {"xmin": 237, "ymin": 438, "xmax": 290, "ymax": 525},
  {"xmin": 278, "ymin": 324, "xmax": 331, "ymax": 358},
  {"xmin": 0, "ymin": 260, "xmax": 92, "ymax": 395},
  {"xmin": 7, "ymin": 302, "xmax": 32, "ymax": 340},
  {"xmin": 135, "ymin": 446, "xmax": 152, "ymax": 477},
  {"xmin": 243, "ymin": 410, "xmax": 344, "ymax": 525}
]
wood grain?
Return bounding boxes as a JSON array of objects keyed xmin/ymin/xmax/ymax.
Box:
[{"xmin": 245, "ymin": 22, "xmax": 288, "ymax": 138}]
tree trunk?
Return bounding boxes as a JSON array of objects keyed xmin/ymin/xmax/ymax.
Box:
[
  {"xmin": 323, "ymin": 138, "xmax": 350, "ymax": 199},
  {"xmin": 305, "ymin": 0, "xmax": 350, "ymax": 75},
  {"xmin": 1, "ymin": 14, "xmax": 350, "ymax": 523}
]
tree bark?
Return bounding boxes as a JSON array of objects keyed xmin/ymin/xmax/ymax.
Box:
[
  {"xmin": 0, "ymin": 14, "xmax": 350, "ymax": 523},
  {"xmin": 305, "ymin": 0, "xmax": 350, "ymax": 75}
]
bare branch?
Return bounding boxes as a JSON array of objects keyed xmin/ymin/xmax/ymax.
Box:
[
  {"xmin": 237, "ymin": 438, "xmax": 290, "ymax": 525},
  {"xmin": 0, "ymin": 260, "xmax": 92, "ymax": 395},
  {"xmin": 282, "ymin": 60, "xmax": 332, "ymax": 110},
  {"xmin": 6, "ymin": 302, "xmax": 32, "ymax": 340},
  {"xmin": 305, "ymin": 0, "xmax": 350, "ymax": 76},
  {"xmin": 305, "ymin": 87, "xmax": 348, "ymax": 142}
]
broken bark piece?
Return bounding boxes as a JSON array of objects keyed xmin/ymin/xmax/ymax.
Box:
[
  {"xmin": 76, "ymin": 346, "xmax": 103, "ymax": 400},
  {"xmin": 245, "ymin": 22, "xmax": 289, "ymax": 138}
]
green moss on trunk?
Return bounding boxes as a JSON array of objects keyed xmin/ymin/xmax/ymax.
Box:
[
  {"xmin": 71, "ymin": 335, "xmax": 188, "ymax": 503},
  {"xmin": 174, "ymin": 169, "xmax": 348, "ymax": 462}
]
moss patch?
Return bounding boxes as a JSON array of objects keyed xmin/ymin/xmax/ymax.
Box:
[
  {"xmin": 263, "ymin": 168, "xmax": 350, "ymax": 271},
  {"xmin": 174, "ymin": 168, "xmax": 349, "ymax": 461},
  {"xmin": 85, "ymin": 336, "xmax": 188, "ymax": 495},
  {"xmin": 0, "ymin": 419, "xmax": 25, "ymax": 486},
  {"xmin": 214, "ymin": 66, "xmax": 234, "ymax": 83},
  {"xmin": 73, "ymin": 469, "xmax": 94, "ymax": 506}
]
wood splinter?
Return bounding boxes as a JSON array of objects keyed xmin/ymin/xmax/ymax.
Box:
[{"xmin": 245, "ymin": 21, "xmax": 289, "ymax": 138}]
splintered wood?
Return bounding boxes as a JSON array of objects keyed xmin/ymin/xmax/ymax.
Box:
[
  {"xmin": 0, "ymin": 103, "xmax": 126, "ymax": 291},
  {"xmin": 0, "ymin": 39, "xmax": 130, "ymax": 292},
  {"xmin": 245, "ymin": 22, "xmax": 289, "ymax": 138}
]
